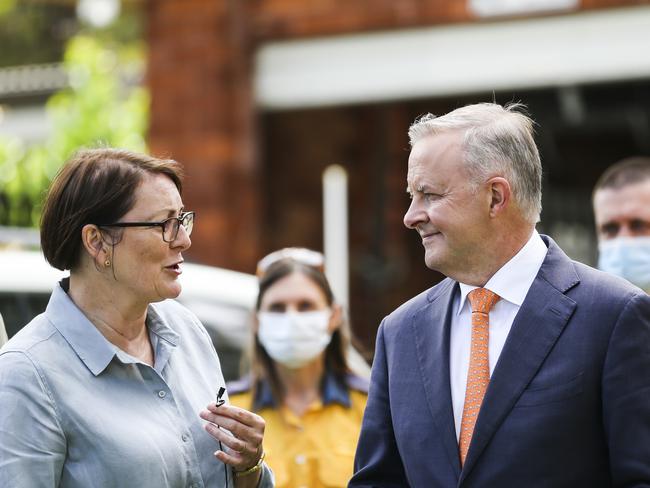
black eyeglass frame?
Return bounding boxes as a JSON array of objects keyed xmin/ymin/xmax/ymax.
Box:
[{"xmin": 97, "ymin": 211, "xmax": 195, "ymax": 243}]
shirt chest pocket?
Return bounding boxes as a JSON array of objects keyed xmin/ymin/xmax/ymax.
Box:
[
  {"xmin": 267, "ymin": 448, "xmax": 355, "ymax": 488},
  {"xmin": 515, "ymin": 372, "xmax": 584, "ymax": 408}
]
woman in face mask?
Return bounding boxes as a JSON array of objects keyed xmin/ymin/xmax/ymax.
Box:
[{"xmin": 228, "ymin": 248, "xmax": 369, "ymax": 488}]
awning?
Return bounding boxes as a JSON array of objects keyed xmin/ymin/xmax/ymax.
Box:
[{"xmin": 254, "ymin": 5, "xmax": 650, "ymax": 110}]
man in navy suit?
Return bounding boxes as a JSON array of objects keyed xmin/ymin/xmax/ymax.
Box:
[{"xmin": 350, "ymin": 103, "xmax": 650, "ymax": 487}]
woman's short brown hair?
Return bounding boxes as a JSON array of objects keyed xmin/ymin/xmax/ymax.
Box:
[{"xmin": 40, "ymin": 148, "xmax": 183, "ymax": 271}]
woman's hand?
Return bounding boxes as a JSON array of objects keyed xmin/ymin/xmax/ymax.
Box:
[{"xmin": 200, "ymin": 403, "xmax": 265, "ymax": 478}]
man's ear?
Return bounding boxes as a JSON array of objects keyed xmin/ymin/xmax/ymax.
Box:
[
  {"xmin": 487, "ymin": 177, "xmax": 511, "ymax": 218},
  {"xmin": 80, "ymin": 224, "xmax": 108, "ymax": 263}
]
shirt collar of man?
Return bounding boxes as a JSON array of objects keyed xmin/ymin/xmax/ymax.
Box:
[
  {"xmin": 46, "ymin": 278, "xmax": 180, "ymax": 376},
  {"xmin": 253, "ymin": 371, "xmax": 352, "ymax": 410},
  {"xmin": 456, "ymin": 229, "xmax": 548, "ymax": 314}
]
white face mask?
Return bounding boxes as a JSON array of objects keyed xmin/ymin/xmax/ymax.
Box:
[
  {"xmin": 257, "ymin": 310, "xmax": 333, "ymax": 368},
  {"xmin": 598, "ymin": 236, "xmax": 650, "ymax": 291}
]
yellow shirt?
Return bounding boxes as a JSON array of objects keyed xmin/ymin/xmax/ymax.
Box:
[{"xmin": 229, "ymin": 375, "xmax": 367, "ymax": 488}]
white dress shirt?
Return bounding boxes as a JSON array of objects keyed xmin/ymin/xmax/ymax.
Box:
[{"xmin": 450, "ymin": 230, "xmax": 548, "ymax": 439}]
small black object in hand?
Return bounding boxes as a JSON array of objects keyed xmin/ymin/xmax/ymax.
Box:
[{"xmin": 216, "ymin": 387, "xmax": 226, "ymax": 407}]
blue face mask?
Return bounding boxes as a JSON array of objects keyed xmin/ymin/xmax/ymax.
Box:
[{"xmin": 598, "ymin": 237, "xmax": 650, "ymax": 292}]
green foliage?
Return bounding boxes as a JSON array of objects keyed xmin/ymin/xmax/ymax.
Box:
[
  {"xmin": 0, "ymin": 2, "xmax": 72, "ymax": 67},
  {"xmin": 0, "ymin": 0, "xmax": 17, "ymax": 17},
  {"xmin": 0, "ymin": 36, "xmax": 149, "ymax": 227}
]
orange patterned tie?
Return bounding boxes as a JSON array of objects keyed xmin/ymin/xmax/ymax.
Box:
[{"xmin": 458, "ymin": 288, "xmax": 501, "ymax": 466}]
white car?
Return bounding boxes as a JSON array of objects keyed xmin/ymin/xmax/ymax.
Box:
[
  {"xmin": 0, "ymin": 246, "xmax": 371, "ymax": 380},
  {"xmin": 0, "ymin": 247, "xmax": 258, "ymax": 380}
]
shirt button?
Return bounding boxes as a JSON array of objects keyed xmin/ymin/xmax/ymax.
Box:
[
  {"xmin": 158, "ymin": 390, "xmax": 166, "ymax": 398},
  {"xmin": 294, "ymin": 454, "xmax": 306, "ymax": 465},
  {"xmin": 182, "ymin": 434, "xmax": 190, "ymax": 442}
]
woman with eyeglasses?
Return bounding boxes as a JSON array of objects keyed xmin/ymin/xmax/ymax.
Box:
[
  {"xmin": 0, "ymin": 148, "xmax": 272, "ymax": 488},
  {"xmin": 228, "ymin": 248, "xmax": 369, "ymax": 488}
]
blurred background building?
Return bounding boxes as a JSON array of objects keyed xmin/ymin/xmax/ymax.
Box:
[{"xmin": 1, "ymin": 0, "xmax": 650, "ymax": 354}]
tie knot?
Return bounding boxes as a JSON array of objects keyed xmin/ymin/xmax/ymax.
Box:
[{"xmin": 467, "ymin": 288, "xmax": 500, "ymax": 314}]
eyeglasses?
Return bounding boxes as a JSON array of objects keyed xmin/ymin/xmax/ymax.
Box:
[
  {"xmin": 98, "ymin": 211, "xmax": 195, "ymax": 243},
  {"xmin": 256, "ymin": 247, "xmax": 324, "ymax": 277}
]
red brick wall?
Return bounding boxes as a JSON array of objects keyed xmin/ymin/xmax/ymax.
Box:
[
  {"xmin": 250, "ymin": 0, "xmax": 470, "ymax": 40},
  {"xmin": 582, "ymin": 0, "xmax": 650, "ymax": 7},
  {"xmin": 249, "ymin": 0, "xmax": 646, "ymax": 40},
  {"xmin": 147, "ymin": 0, "xmax": 645, "ymax": 272},
  {"xmin": 147, "ymin": 0, "xmax": 259, "ymax": 271}
]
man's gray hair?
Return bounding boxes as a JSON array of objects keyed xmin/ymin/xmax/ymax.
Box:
[{"xmin": 408, "ymin": 103, "xmax": 542, "ymax": 224}]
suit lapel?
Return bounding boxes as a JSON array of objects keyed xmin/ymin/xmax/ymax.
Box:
[
  {"xmin": 459, "ymin": 238, "xmax": 579, "ymax": 483},
  {"xmin": 412, "ymin": 279, "xmax": 462, "ymax": 479}
]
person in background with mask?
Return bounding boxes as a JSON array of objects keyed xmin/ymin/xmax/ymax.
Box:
[
  {"xmin": 228, "ymin": 247, "xmax": 368, "ymax": 488},
  {"xmin": 593, "ymin": 156, "xmax": 650, "ymax": 292}
]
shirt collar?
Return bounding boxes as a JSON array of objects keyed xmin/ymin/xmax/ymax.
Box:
[
  {"xmin": 322, "ymin": 373, "xmax": 352, "ymax": 407},
  {"xmin": 46, "ymin": 278, "xmax": 180, "ymax": 376},
  {"xmin": 253, "ymin": 371, "xmax": 351, "ymax": 410},
  {"xmin": 457, "ymin": 230, "xmax": 548, "ymax": 314},
  {"xmin": 146, "ymin": 305, "xmax": 180, "ymax": 374},
  {"xmin": 46, "ymin": 278, "xmax": 116, "ymax": 376}
]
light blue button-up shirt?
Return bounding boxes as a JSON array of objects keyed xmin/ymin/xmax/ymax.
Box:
[{"xmin": 0, "ymin": 280, "xmax": 273, "ymax": 488}]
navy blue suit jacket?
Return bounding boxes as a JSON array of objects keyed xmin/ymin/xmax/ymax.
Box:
[{"xmin": 350, "ymin": 236, "xmax": 650, "ymax": 487}]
